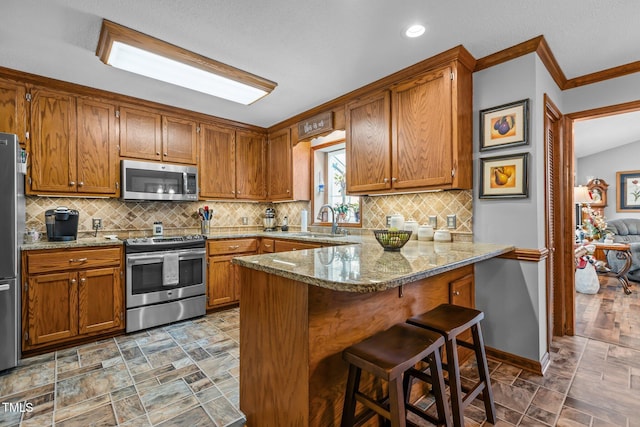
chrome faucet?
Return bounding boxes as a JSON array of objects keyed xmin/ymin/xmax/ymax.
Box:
[{"xmin": 320, "ymin": 204, "xmax": 339, "ymax": 235}]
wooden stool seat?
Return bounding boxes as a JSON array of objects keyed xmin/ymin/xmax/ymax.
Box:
[
  {"xmin": 341, "ymin": 323, "xmax": 452, "ymax": 427},
  {"xmin": 408, "ymin": 304, "xmax": 496, "ymax": 427}
]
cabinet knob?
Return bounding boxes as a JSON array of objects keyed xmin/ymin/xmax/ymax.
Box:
[
  {"xmin": 70, "ymin": 278, "xmax": 77, "ymax": 284},
  {"xmin": 453, "ymin": 290, "xmax": 460, "ymax": 296},
  {"xmin": 163, "ymin": 153, "xmax": 168, "ymax": 156},
  {"xmin": 69, "ymin": 181, "xmax": 75, "ymax": 186},
  {"xmin": 383, "ymin": 178, "xmax": 389, "ymax": 183},
  {"xmin": 229, "ymin": 245, "xmax": 240, "ymax": 249},
  {"xmin": 69, "ymin": 258, "xmax": 88, "ymax": 263},
  {"xmin": 78, "ymin": 181, "xmax": 84, "ymax": 187},
  {"xmin": 80, "ymin": 278, "xmax": 86, "ymax": 284},
  {"xmin": 392, "ymin": 177, "xmax": 397, "ymax": 182},
  {"xmin": 156, "ymin": 152, "xmax": 160, "ymax": 155}
]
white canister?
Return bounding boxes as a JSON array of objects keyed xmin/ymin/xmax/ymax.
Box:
[
  {"xmin": 389, "ymin": 213, "xmax": 404, "ymax": 230},
  {"xmin": 433, "ymin": 229, "xmax": 452, "ymax": 242},
  {"xmin": 418, "ymin": 225, "xmax": 434, "ymax": 241},
  {"xmin": 404, "ymin": 219, "xmax": 419, "ymax": 239}
]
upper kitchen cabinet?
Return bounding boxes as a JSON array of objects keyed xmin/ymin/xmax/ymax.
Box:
[
  {"xmin": 235, "ymin": 129, "xmax": 266, "ymax": 200},
  {"xmin": 266, "ymin": 128, "xmax": 310, "ymax": 201},
  {"xmin": 0, "ymin": 79, "xmax": 26, "ymax": 143},
  {"xmin": 199, "ymin": 123, "xmax": 236, "ymax": 199},
  {"xmin": 345, "ymin": 59, "xmax": 473, "ymax": 194},
  {"xmin": 119, "ymin": 106, "xmax": 197, "ymax": 165},
  {"xmin": 28, "ymin": 88, "xmax": 119, "ymax": 196},
  {"xmin": 345, "ymin": 90, "xmax": 392, "ymax": 193},
  {"xmin": 199, "ymin": 124, "xmax": 266, "ymax": 201}
]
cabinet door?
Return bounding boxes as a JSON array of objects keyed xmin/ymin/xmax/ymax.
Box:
[
  {"xmin": 199, "ymin": 123, "xmax": 236, "ymax": 199},
  {"xmin": 392, "ymin": 67, "xmax": 452, "ymax": 189},
  {"xmin": 0, "ymin": 79, "xmax": 26, "ymax": 142},
  {"xmin": 78, "ymin": 267, "xmax": 123, "ymax": 335},
  {"xmin": 29, "ymin": 88, "xmax": 77, "ymax": 193},
  {"xmin": 76, "ymin": 98, "xmax": 119, "ymax": 195},
  {"xmin": 450, "ymin": 273, "xmax": 474, "ymax": 308},
  {"xmin": 207, "ymin": 254, "xmax": 236, "ymax": 308},
  {"xmin": 267, "ymin": 128, "xmax": 292, "ymax": 200},
  {"xmin": 119, "ymin": 106, "xmax": 162, "ymax": 161},
  {"xmin": 27, "ymin": 272, "xmax": 78, "ymax": 346},
  {"xmin": 274, "ymin": 240, "xmax": 321, "ymax": 252},
  {"xmin": 346, "ymin": 91, "xmax": 391, "ymax": 193},
  {"xmin": 235, "ymin": 130, "xmax": 266, "ymax": 200},
  {"xmin": 162, "ymin": 115, "xmax": 197, "ymax": 164}
]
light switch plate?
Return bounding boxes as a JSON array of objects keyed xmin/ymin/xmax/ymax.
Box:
[
  {"xmin": 428, "ymin": 216, "xmax": 437, "ymax": 228},
  {"xmin": 447, "ymin": 214, "xmax": 456, "ymax": 229}
]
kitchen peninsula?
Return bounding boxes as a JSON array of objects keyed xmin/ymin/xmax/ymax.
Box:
[{"xmin": 233, "ymin": 239, "xmax": 513, "ymax": 427}]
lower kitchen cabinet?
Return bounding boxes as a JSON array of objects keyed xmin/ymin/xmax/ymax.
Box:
[
  {"xmin": 22, "ymin": 246, "xmax": 124, "ymax": 353},
  {"xmin": 207, "ymin": 239, "xmax": 258, "ymax": 309},
  {"xmin": 273, "ymin": 239, "xmax": 322, "ymax": 252}
]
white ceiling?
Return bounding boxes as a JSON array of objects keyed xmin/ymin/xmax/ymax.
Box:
[
  {"xmin": 574, "ymin": 111, "xmax": 640, "ymax": 158},
  {"xmin": 2, "ymin": 1, "xmax": 640, "ymax": 129}
]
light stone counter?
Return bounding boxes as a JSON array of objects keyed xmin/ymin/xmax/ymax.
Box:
[
  {"xmin": 233, "ymin": 239, "xmax": 514, "ymax": 293},
  {"xmin": 21, "ymin": 236, "xmax": 123, "ymax": 251}
]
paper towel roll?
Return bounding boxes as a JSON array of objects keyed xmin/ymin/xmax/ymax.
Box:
[{"xmin": 301, "ymin": 209, "xmax": 308, "ymax": 232}]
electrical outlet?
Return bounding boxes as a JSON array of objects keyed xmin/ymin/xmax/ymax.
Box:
[
  {"xmin": 428, "ymin": 216, "xmax": 437, "ymax": 228},
  {"xmin": 92, "ymin": 218, "xmax": 102, "ymax": 229},
  {"xmin": 447, "ymin": 214, "xmax": 457, "ymax": 229},
  {"xmin": 386, "ymin": 215, "xmax": 391, "ymax": 227}
]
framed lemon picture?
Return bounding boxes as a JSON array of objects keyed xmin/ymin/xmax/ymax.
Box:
[
  {"xmin": 479, "ymin": 153, "xmax": 529, "ymax": 199},
  {"xmin": 480, "ymin": 99, "xmax": 529, "ymax": 151}
]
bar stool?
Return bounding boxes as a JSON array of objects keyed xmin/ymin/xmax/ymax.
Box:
[
  {"xmin": 407, "ymin": 304, "xmax": 496, "ymax": 427},
  {"xmin": 341, "ymin": 323, "xmax": 452, "ymax": 427}
]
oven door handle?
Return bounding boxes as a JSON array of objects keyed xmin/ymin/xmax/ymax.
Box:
[{"xmin": 127, "ymin": 254, "xmax": 165, "ymax": 265}]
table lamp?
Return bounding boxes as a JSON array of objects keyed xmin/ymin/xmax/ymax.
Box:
[{"xmin": 574, "ymin": 185, "xmax": 593, "ymax": 227}]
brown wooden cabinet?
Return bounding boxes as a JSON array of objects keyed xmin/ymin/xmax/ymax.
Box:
[
  {"xmin": 449, "ymin": 272, "xmax": 474, "ymax": 308},
  {"xmin": 199, "ymin": 125, "xmax": 266, "ymax": 201},
  {"xmin": 346, "ymin": 61, "xmax": 472, "ymax": 194},
  {"xmin": 273, "ymin": 239, "xmax": 322, "ymax": 252},
  {"xmin": 206, "ymin": 239, "xmax": 258, "ymax": 309},
  {"xmin": 267, "ymin": 128, "xmax": 311, "ymax": 201},
  {"xmin": 235, "ymin": 129, "xmax": 266, "ymax": 200},
  {"xmin": 0, "ymin": 79, "xmax": 26, "ymax": 143},
  {"xmin": 28, "ymin": 88, "xmax": 119, "ymax": 196},
  {"xmin": 120, "ymin": 106, "xmax": 197, "ymax": 164},
  {"xmin": 29, "ymin": 87, "xmax": 77, "ymax": 194},
  {"xmin": 22, "ymin": 246, "xmax": 123, "ymax": 352}
]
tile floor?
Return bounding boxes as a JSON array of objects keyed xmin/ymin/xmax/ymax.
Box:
[{"xmin": 1, "ymin": 287, "xmax": 639, "ymax": 426}]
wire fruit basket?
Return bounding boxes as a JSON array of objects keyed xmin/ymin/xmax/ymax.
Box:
[{"xmin": 373, "ymin": 230, "xmax": 412, "ymax": 251}]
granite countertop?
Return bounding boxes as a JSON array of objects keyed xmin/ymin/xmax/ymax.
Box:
[
  {"xmin": 21, "ymin": 236, "xmax": 124, "ymax": 251},
  {"xmin": 232, "ymin": 239, "xmax": 514, "ymax": 293}
]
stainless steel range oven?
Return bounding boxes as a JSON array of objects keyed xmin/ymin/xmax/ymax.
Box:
[{"xmin": 125, "ymin": 235, "xmax": 206, "ymax": 332}]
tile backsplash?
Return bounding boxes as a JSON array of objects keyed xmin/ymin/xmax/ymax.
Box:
[{"xmin": 26, "ymin": 190, "xmax": 472, "ymax": 239}]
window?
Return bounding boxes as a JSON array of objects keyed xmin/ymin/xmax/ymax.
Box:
[{"xmin": 312, "ymin": 138, "xmax": 361, "ymax": 226}]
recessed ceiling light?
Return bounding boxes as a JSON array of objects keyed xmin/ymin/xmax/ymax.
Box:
[{"xmin": 405, "ymin": 24, "xmax": 426, "ymax": 38}]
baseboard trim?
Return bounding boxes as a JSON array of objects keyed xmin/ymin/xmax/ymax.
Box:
[{"xmin": 486, "ymin": 345, "xmax": 549, "ymax": 376}]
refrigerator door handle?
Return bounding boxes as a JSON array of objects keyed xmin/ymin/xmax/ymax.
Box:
[{"xmin": 0, "ymin": 284, "xmax": 10, "ymax": 291}]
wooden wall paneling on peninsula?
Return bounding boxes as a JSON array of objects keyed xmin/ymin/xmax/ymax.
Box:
[{"xmin": 0, "ymin": 79, "xmax": 26, "ymax": 143}]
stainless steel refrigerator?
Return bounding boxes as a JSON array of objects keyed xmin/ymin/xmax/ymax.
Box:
[{"xmin": 0, "ymin": 133, "xmax": 25, "ymax": 371}]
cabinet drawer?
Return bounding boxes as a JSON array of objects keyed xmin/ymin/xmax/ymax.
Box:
[
  {"xmin": 207, "ymin": 238, "xmax": 258, "ymax": 255},
  {"xmin": 274, "ymin": 240, "xmax": 321, "ymax": 252},
  {"xmin": 26, "ymin": 247, "xmax": 122, "ymax": 274},
  {"xmin": 260, "ymin": 238, "xmax": 275, "ymax": 253}
]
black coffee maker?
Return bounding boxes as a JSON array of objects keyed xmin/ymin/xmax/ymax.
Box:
[{"xmin": 45, "ymin": 207, "xmax": 79, "ymax": 241}]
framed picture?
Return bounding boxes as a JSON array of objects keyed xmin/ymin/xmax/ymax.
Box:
[
  {"xmin": 479, "ymin": 99, "xmax": 529, "ymax": 151},
  {"xmin": 479, "ymin": 153, "xmax": 529, "ymax": 199},
  {"xmin": 616, "ymin": 170, "xmax": 640, "ymax": 212}
]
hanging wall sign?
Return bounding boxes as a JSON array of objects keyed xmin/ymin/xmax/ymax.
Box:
[{"xmin": 297, "ymin": 111, "xmax": 333, "ymax": 140}]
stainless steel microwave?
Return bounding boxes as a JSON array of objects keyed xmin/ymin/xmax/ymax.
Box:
[{"xmin": 121, "ymin": 160, "xmax": 198, "ymax": 201}]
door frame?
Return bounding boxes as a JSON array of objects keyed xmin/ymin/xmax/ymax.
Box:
[{"xmin": 561, "ymin": 99, "xmax": 640, "ymax": 335}]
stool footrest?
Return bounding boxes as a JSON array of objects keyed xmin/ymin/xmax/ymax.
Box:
[
  {"xmin": 355, "ymin": 391, "xmax": 390, "ymax": 420},
  {"xmin": 406, "ymin": 403, "xmax": 442, "ymax": 425}
]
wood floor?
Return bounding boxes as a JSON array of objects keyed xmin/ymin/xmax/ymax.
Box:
[{"xmin": 575, "ymin": 275, "xmax": 640, "ymax": 350}]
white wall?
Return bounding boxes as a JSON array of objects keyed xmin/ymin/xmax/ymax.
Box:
[{"xmin": 577, "ymin": 139, "xmax": 640, "ymax": 220}]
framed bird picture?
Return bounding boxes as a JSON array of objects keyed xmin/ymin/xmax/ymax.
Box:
[{"xmin": 479, "ymin": 153, "xmax": 529, "ymax": 199}]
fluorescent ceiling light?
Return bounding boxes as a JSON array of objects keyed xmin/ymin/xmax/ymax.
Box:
[
  {"xmin": 405, "ymin": 24, "xmax": 426, "ymax": 38},
  {"xmin": 96, "ymin": 20, "xmax": 276, "ymax": 105}
]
